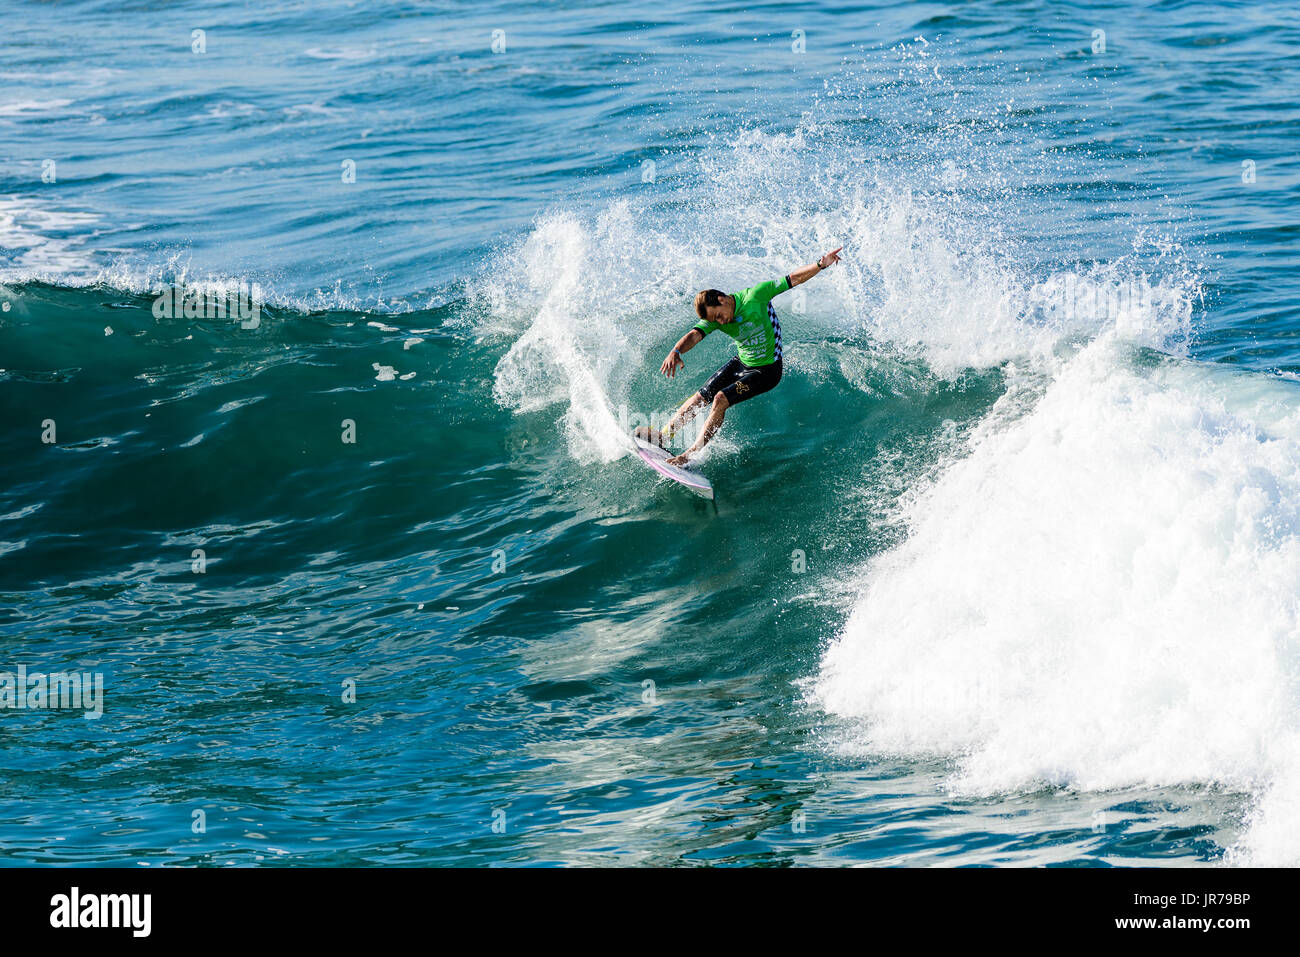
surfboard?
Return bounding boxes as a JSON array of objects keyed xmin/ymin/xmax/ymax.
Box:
[{"xmin": 633, "ymin": 437, "xmax": 714, "ymax": 499}]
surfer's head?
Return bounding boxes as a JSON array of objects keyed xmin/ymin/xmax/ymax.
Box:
[{"xmin": 695, "ymin": 289, "xmax": 734, "ymax": 323}]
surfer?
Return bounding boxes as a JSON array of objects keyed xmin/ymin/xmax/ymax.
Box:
[{"xmin": 639, "ymin": 247, "xmax": 843, "ymax": 465}]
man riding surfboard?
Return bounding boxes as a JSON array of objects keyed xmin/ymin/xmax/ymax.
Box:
[{"xmin": 637, "ymin": 247, "xmax": 843, "ymax": 465}]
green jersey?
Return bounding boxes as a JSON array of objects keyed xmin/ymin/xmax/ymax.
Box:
[{"xmin": 692, "ymin": 276, "xmax": 789, "ymax": 367}]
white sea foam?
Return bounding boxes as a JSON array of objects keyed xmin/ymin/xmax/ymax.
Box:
[
  {"xmin": 483, "ymin": 203, "xmax": 684, "ymax": 464},
  {"xmin": 0, "ymin": 98, "xmax": 73, "ymax": 116},
  {"xmin": 0, "ymin": 197, "xmax": 101, "ymax": 281},
  {"xmin": 814, "ymin": 335, "xmax": 1300, "ymax": 865}
]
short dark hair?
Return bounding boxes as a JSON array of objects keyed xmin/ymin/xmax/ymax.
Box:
[{"xmin": 694, "ymin": 289, "xmax": 725, "ymax": 319}]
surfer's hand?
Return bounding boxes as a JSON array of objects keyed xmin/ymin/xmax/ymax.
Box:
[
  {"xmin": 818, "ymin": 246, "xmax": 843, "ymax": 269},
  {"xmin": 660, "ymin": 350, "xmax": 683, "ymax": 377}
]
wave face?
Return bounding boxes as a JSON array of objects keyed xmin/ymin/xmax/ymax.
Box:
[{"xmin": 3, "ymin": 0, "xmax": 1300, "ymax": 866}]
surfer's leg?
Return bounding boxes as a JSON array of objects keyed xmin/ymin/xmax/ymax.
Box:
[
  {"xmin": 668, "ymin": 392, "xmax": 728, "ymax": 465},
  {"xmin": 637, "ymin": 393, "xmax": 705, "ymax": 447},
  {"xmin": 660, "ymin": 358, "xmax": 741, "ymax": 446},
  {"xmin": 663, "ymin": 392, "xmax": 707, "ymax": 435},
  {"xmin": 637, "ymin": 392, "xmax": 706, "ymax": 449},
  {"xmin": 667, "ymin": 360, "xmax": 781, "ymax": 465}
]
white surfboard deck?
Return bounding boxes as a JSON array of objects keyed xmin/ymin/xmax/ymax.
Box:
[{"xmin": 633, "ymin": 438, "xmax": 714, "ymax": 499}]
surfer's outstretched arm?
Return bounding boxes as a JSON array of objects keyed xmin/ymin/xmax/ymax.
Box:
[
  {"xmin": 786, "ymin": 247, "xmax": 843, "ymax": 289},
  {"xmin": 660, "ymin": 328, "xmax": 703, "ymax": 378}
]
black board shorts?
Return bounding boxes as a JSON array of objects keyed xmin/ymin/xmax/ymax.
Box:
[{"xmin": 698, "ymin": 357, "xmax": 783, "ymax": 406}]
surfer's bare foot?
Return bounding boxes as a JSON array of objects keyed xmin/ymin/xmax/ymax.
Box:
[
  {"xmin": 634, "ymin": 426, "xmax": 670, "ymax": 448},
  {"xmin": 666, "ymin": 452, "xmax": 689, "ymax": 466}
]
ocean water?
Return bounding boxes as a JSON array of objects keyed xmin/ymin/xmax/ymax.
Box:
[{"xmin": 2, "ymin": 0, "xmax": 1300, "ymax": 866}]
